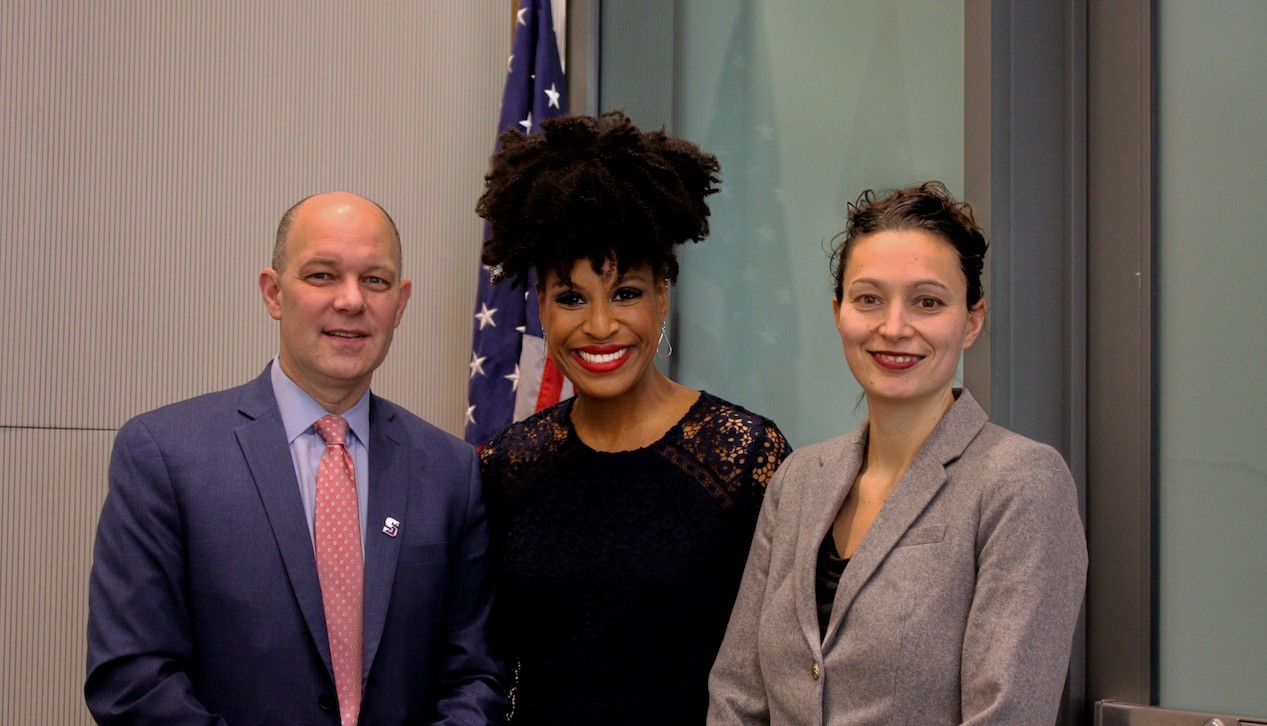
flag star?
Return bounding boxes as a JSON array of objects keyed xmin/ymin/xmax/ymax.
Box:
[
  {"xmin": 474, "ymin": 302, "xmax": 498, "ymax": 330},
  {"xmin": 515, "ymin": 325, "xmax": 526, "ymax": 334},
  {"xmin": 517, "ymin": 7, "xmax": 528, "ymax": 25},
  {"xmin": 544, "ymin": 83, "xmax": 561, "ymax": 108},
  {"xmin": 519, "ymin": 112, "xmax": 533, "ymax": 132},
  {"xmin": 505, "ymin": 365, "xmax": 521, "ymax": 392},
  {"xmin": 465, "ymin": 405, "xmax": 476, "ymax": 425},
  {"xmin": 757, "ymin": 329, "xmax": 778, "ymax": 345},
  {"xmin": 469, "ymin": 352, "xmax": 488, "ymax": 379},
  {"xmin": 507, "ymin": 54, "xmax": 515, "ymax": 72}
]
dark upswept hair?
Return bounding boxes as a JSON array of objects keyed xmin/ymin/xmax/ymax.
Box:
[
  {"xmin": 475, "ymin": 111, "xmax": 721, "ymax": 287},
  {"xmin": 830, "ymin": 181, "xmax": 988, "ymax": 307}
]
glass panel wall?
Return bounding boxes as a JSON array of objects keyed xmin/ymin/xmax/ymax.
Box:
[
  {"xmin": 1155, "ymin": 0, "xmax": 1267, "ymax": 715},
  {"xmin": 604, "ymin": 0, "xmax": 965, "ymax": 446}
]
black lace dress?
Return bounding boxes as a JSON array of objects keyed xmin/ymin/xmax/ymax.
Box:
[{"xmin": 479, "ymin": 391, "xmax": 790, "ymax": 725}]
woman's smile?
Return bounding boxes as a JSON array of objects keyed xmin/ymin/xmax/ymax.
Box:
[
  {"xmin": 869, "ymin": 351, "xmax": 925, "ymax": 370},
  {"xmin": 574, "ymin": 345, "xmax": 632, "ymax": 372}
]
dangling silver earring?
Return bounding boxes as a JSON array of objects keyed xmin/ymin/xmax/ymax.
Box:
[{"xmin": 656, "ymin": 321, "xmax": 673, "ymax": 358}]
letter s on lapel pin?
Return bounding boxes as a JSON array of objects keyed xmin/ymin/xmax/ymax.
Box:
[{"xmin": 382, "ymin": 517, "xmax": 400, "ymax": 538}]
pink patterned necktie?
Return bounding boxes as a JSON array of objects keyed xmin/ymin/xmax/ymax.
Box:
[{"xmin": 313, "ymin": 414, "xmax": 363, "ymax": 726}]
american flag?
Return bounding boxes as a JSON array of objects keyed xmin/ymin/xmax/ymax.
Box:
[{"xmin": 465, "ymin": 0, "xmax": 571, "ymax": 447}]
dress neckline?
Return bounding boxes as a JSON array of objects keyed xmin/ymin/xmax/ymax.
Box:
[{"xmin": 562, "ymin": 390, "xmax": 709, "ymax": 454}]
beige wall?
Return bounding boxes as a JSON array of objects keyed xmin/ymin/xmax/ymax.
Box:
[{"xmin": 0, "ymin": 2, "xmax": 509, "ymax": 721}]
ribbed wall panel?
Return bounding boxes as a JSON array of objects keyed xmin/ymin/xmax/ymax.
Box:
[
  {"xmin": 1, "ymin": 429, "xmax": 114, "ymax": 724},
  {"xmin": 2, "ymin": 1, "xmax": 506, "ymax": 431},
  {"xmin": 1, "ymin": 2, "xmax": 509, "ymax": 721}
]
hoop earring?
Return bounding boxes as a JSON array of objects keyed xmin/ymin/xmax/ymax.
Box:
[{"xmin": 656, "ymin": 321, "xmax": 673, "ymax": 359}]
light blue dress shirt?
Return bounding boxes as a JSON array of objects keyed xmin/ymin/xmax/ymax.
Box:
[{"xmin": 269, "ymin": 358, "xmax": 371, "ymax": 553}]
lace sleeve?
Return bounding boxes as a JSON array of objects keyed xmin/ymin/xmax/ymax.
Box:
[
  {"xmin": 746, "ymin": 418, "xmax": 791, "ymax": 487},
  {"xmin": 478, "ymin": 404, "xmax": 571, "ymax": 500},
  {"xmin": 668, "ymin": 394, "xmax": 791, "ymax": 509}
]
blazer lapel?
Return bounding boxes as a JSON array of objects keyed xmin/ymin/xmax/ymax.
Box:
[
  {"xmin": 794, "ymin": 430, "xmax": 866, "ymax": 653},
  {"xmin": 823, "ymin": 391, "xmax": 989, "ymax": 644},
  {"xmin": 234, "ymin": 371, "xmax": 333, "ymax": 677},
  {"xmin": 361, "ymin": 395, "xmax": 408, "ymax": 679}
]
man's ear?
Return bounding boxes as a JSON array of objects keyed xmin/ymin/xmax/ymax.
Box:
[
  {"xmin": 259, "ymin": 268, "xmax": 283, "ymax": 321},
  {"xmin": 393, "ymin": 279, "xmax": 412, "ymax": 328}
]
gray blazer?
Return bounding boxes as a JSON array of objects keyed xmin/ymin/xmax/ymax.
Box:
[{"xmin": 708, "ymin": 390, "xmax": 1087, "ymax": 725}]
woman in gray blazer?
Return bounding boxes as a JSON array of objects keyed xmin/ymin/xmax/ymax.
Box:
[{"xmin": 708, "ymin": 181, "xmax": 1087, "ymax": 725}]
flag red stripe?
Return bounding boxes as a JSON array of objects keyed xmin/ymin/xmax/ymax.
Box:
[{"xmin": 535, "ymin": 355, "xmax": 565, "ymax": 411}]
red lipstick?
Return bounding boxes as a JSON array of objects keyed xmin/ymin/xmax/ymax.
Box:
[
  {"xmin": 870, "ymin": 351, "xmax": 923, "ymax": 371},
  {"xmin": 573, "ymin": 345, "xmax": 631, "ymax": 373}
]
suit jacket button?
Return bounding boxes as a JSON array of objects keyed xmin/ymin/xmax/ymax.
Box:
[
  {"xmin": 318, "ymin": 691, "xmax": 337, "ymax": 711},
  {"xmin": 811, "ymin": 662, "xmax": 821, "ymax": 680}
]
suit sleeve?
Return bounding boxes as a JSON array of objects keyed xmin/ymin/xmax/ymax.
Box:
[
  {"xmin": 707, "ymin": 452, "xmax": 792, "ymax": 725},
  {"xmin": 85, "ymin": 418, "xmax": 226, "ymax": 726},
  {"xmin": 431, "ymin": 448, "xmax": 508, "ymax": 725},
  {"xmin": 959, "ymin": 444, "xmax": 1088, "ymax": 725}
]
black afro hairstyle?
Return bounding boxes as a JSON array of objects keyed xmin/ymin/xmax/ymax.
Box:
[{"xmin": 475, "ymin": 111, "xmax": 721, "ymax": 288}]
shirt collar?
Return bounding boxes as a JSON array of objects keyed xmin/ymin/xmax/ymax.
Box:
[{"xmin": 269, "ymin": 357, "xmax": 371, "ymax": 448}]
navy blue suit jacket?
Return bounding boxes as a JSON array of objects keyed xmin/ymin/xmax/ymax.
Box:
[{"xmin": 86, "ymin": 366, "xmax": 506, "ymax": 724}]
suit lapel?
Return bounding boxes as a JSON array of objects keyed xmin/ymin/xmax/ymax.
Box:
[
  {"xmin": 361, "ymin": 395, "xmax": 408, "ymax": 679},
  {"xmin": 824, "ymin": 451, "xmax": 948, "ymax": 646},
  {"xmin": 822, "ymin": 391, "xmax": 989, "ymax": 645},
  {"xmin": 794, "ymin": 431, "xmax": 865, "ymax": 653},
  {"xmin": 234, "ymin": 370, "xmax": 333, "ymax": 677}
]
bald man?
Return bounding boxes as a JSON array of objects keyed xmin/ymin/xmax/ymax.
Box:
[{"xmin": 86, "ymin": 192, "xmax": 505, "ymax": 725}]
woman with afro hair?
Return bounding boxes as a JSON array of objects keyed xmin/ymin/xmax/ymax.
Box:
[{"xmin": 476, "ymin": 111, "xmax": 791, "ymax": 725}]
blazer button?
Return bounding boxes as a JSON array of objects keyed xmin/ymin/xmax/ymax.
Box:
[
  {"xmin": 318, "ymin": 691, "xmax": 337, "ymax": 711},
  {"xmin": 811, "ymin": 662, "xmax": 821, "ymax": 680}
]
